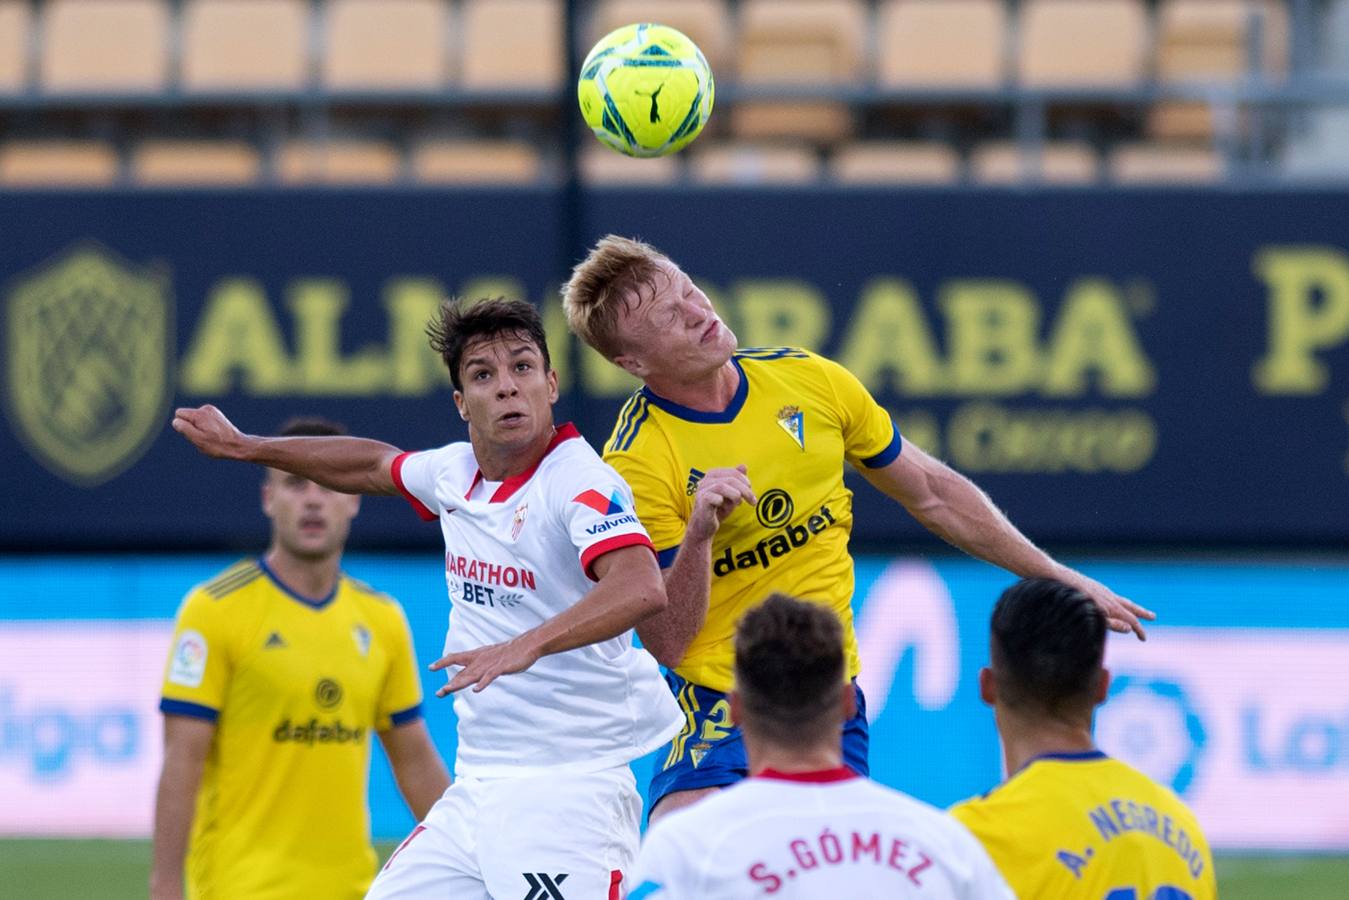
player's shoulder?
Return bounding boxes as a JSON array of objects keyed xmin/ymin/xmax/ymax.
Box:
[
  {"xmin": 341, "ymin": 573, "xmax": 399, "ymax": 607},
  {"xmin": 603, "ymin": 389, "xmax": 660, "ymax": 457},
  {"xmin": 193, "ymin": 558, "xmax": 264, "ymax": 603}
]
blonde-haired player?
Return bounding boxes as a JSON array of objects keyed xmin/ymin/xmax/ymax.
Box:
[
  {"xmin": 950, "ymin": 578, "xmax": 1216, "ymax": 899},
  {"xmin": 563, "ymin": 234, "xmax": 1154, "ymax": 823}
]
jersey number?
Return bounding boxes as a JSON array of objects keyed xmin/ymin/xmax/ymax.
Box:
[
  {"xmin": 1105, "ymin": 887, "xmax": 1192, "ymax": 900},
  {"xmin": 700, "ymin": 700, "xmax": 733, "ymax": 741}
]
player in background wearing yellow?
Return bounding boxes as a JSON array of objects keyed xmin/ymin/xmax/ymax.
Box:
[
  {"xmin": 563, "ymin": 235, "xmax": 1155, "ymax": 822},
  {"xmin": 150, "ymin": 418, "xmax": 450, "ymax": 900},
  {"xmin": 950, "ymin": 578, "xmax": 1216, "ymax": 900}
]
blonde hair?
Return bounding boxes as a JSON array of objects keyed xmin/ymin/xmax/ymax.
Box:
[{"xmin": 562, "ymin": 234, "xmax": 669, "ymax": 360}]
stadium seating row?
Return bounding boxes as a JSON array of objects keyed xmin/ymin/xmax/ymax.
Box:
[
  {"xmin": 0, "ymin": 0, "xmax": 1285, "ymax": 98},
  {"xmin": 0, "ymin": 137, "xmax": 1221, "ymax": 187}
]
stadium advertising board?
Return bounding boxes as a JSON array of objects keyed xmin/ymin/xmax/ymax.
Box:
[
  {"xmin": 1, "ymin": 190, "xmax": 1348, "ymax": 547},
  {"xmin": 1, "ymin": 555, "xmax": 1345, "ymax": 850}
]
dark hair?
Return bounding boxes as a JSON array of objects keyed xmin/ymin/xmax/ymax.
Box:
[
  {"xmin": 426, "ymin": 297, "xmax": 551, "ymax": 391},
  {"xmin": 989, "ymin": 578, "xmax": 1107, "ymax": 716},
  {"xmin": 275, "ymin": 416, "xmax": 347, "ymax": 438},
  {"xmin": 734, "ymin": 593, "xmax": 846, "ymax": 747}
]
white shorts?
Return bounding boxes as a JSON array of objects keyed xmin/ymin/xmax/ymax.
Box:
[{"xmin": 366, "ymin": 765, "xmax": 641, "ymax": 900}]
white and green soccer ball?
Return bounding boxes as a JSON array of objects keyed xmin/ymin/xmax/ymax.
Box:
[{"xmin": 578, "ymin": 23, "xmax": 715, "ymax": 158}]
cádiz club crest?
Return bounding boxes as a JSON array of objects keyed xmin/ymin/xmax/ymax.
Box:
[{"xmin": 4, "ymin": 245, "xmax": 172, "ymax": 485}]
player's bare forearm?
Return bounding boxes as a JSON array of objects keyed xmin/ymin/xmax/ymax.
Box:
[
  {"xmin": 172, "ymin": 404, "xmax": 402, "ymax": 495},
  {"xmin": 380, "ymin": 720, "xmax": 451, "ymax": 820},
  {"xmin": 431, "ymin": 545, "xmax": 666, "ymax": 694},
  {"xmin": 862, "ymin": 440, "xmax": 1154, "ymax": 639},
  {"xmin": 637, "ymin": 532, "xmax": 715, "ymax": 668},
  {"xmin": 150, "ymin": 717, "xmax": 213, "ymax": 900}
]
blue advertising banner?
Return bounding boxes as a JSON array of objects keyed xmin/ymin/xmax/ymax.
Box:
[
  {"xmin": 2, "ymin": 189, "xmax": 1348, "ymax": 547},
  {"xmin": 1, "ymin": 553, "xmax": 1346, "ymax": 850}
]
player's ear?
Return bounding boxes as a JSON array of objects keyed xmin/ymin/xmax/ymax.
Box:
[
  {"xmin": 612, "ymin": 352, "xmax": 648, "ymax": 379},
  {"xmin": 729, "ymin": 690, "xmax": 742, "ymax": 724},
  {"xmin": 546, "ymin": 366, "xmax": 559, "ymax": 404},
  {"xmin": 261, "ymin": 472, "xmax": 276, "ymax": 519},
  {"xmin": 1095, "ymin": 668, "xmax": 1111, "ymax": 705},
  {"xmin": 840, "ymin": 681, "xmax": 856, "ymax": 720},
  {"xmin": 978, "ymin": 666, "xmax": 997, "ymax": 706},
  {"xmin": 453, "ymin": 390, "xmax": 468, "ymax": 422}
]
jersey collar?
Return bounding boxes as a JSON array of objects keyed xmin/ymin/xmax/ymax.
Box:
[
  {"xmin": 258, "ymin": 556, "xmax": 338, "ymax": 610},
  {"xmin": 756, "ymin": 766, "xmax": 859, "ymax": 784},
  {"xmin": 640, "ymin": 357, "xmax": 748, "ymax": 423},
  {"xmin": 465, "ymin": 422, "xmax": 581, "ymax": 503},
  {"xmin": 1026, "ymin": 749, "xmax": 1108, "ymax": 765}
]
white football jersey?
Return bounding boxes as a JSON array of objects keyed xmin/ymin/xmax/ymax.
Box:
[
  {"xmin": 392, "ymin": 423, "xmax": 682, "ymax": 777},
  {"xmin": 631, "ymin": 768, "xmax": 1015, "ymax": 900}
]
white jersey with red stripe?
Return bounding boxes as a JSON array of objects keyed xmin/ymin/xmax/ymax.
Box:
[
  {"xmin": 391, "ymin": 423, "xmax": 682, "ymax": 778},
  {"xmin": 630, "ymin": 768, "xmax": 1015, "ymax": 900}
]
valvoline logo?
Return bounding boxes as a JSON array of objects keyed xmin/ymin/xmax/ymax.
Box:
[{"xmin": 573, "ymin": 489, "xmax": 626, "ymax": 516}]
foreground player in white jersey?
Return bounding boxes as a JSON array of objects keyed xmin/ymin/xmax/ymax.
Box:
[
  {"xmin": 630, "ymin": 593, "xmax": 1013, "ymax": 900},
  {"xmin": 172, "ymin": 297, "xmax": 682, "ymax": 900}
]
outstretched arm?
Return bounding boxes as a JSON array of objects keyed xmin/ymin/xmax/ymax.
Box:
[
  {"xmin": 861, "ymin": 438, "xmax": 1155, "ymax": 640},
  {"xmin": 429, "ymin": 543, "xmax": 667, "ymax": 694},
  {"xmin": 636, "ymin": 465, "xmax": 756, "ymax": 668},
  {"xmin": 172, "ymin": 404, "xmax": 402, "ymax": 496}
]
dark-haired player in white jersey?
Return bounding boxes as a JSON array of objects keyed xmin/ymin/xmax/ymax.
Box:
[
  {"xmin": 630, "ymin": 593, "xmax": 1013, "ymax": 899},
  {"xmin": 172, "ymin": 297, "xmax": 682, "ymax": 900}
]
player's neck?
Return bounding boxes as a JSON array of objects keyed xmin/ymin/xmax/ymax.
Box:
[
  {"xmin": 264, "ymin": 547, "xmax": 342, "ymax": 601},
  {"xmin": 471, "ymin": 424, "xmax": 557, "ymax": 482},
  {"xmin": 747, "ymin": 742, "xmax": 842, "ymax": 776},
  {"xmin": 644, "ymin": 360, "xmax": 739, "ymax": 413},
  {"xmin": 998, "ymin": 710, "xmax": 1096, "ymax": 778}
]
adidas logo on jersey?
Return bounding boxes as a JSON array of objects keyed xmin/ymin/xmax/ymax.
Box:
[
  {"xmin": 686, "ymin": 468, "xmax": 705, "ymax": 496},
  {"xmin": 264, "ymin": 632, "xmax": 287, "ymax": 649}
]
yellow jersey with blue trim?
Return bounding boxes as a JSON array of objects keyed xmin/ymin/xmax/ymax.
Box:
[
  {"xmin": 949, "ymin": 751, "xmax": 1216, "ymax": 900},
  {"xmin": 159, "ymin": 558, "xmax": 424, "ymax": 900},
  {"xmin": 603, "ymin": 348, "xmax": 901, "ymax": 692}
]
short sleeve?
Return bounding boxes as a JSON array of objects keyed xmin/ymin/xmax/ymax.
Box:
[
  {"xmin": 605, "ymin": 451, "xmax": 686, "ymax": 569},
  {"xmin": 815, "ymin": 354, "xmax": 902, "ymax": 469},
  {"xmin": 159, "ymin": 589, "xmax": 233, "ymax": 722},
  {"xmin": 561, "ymin": 462, "xmax": 656, "ymax": 581},
  {"xmin": 376, "ymin": 602, "xmax": 424, "ymax": 730},
  {"xmin": 391, "ymin": 449, "xmax": 443, "ymax": 521}
]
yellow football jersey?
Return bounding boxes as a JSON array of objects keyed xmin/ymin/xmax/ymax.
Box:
[
  {"xmin": 159, "ymin": 558, "xmax": 424, "ymax": 900},
  {"xmin": 603, "ymin": 348, "xmax": 900, "ymax": 692},
  {"xmin": 950, "ymin": 751, "xmax": 1216, "ymax": 900}
]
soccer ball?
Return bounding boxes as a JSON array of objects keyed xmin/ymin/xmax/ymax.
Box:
[{"xmin": 578, "ymin": 23, "xmax": 715, "ymax": 158}]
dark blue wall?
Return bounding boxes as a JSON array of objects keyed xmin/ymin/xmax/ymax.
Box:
[{"xmin": 3, "ymin": 189, "xmax": 1347, "ymax": 548}]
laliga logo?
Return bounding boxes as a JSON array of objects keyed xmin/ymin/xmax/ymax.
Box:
[{"xmin": 1096, "ymin": 675, "xmax": 1207, "ymax": 796}]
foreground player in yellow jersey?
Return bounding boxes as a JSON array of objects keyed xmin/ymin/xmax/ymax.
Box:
[
  {"xmin": 564, "ymin": 235, "xmax": 1155, "ymax": 822},
  {"xmin": 950, "ymin": 578, "xmax": 1215, "ymax": 900},
  {"xmin": 150, "ymin": 418, "xmax": 450, "ymax": 900}
]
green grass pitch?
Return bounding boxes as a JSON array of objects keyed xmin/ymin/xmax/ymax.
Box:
[{"xmin": 1, "ymin": 840, "xmax": 1347, "ymax": 898}]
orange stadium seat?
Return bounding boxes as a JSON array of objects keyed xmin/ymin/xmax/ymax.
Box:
[
  {"xmin": 0, "ymin": 140, "xmax": 121, "ymax": 186},
  {"xmin": 1150, "ymin": 0, "xmax": 1289, "ymax": 140},
  {"xmin": 1017, "ymin": 0, "xmax": 1148, "ymax": 87},
  {"xmin": 970, "ymin": 141, "xmax": 1099, "ymax": 184},
  {"xmin": 579, "ymin": 144, "xmax": 679, "ymax": 185},
  {"xmin": 829, "ymin": 141, "xmax": 961, "ymax": 184},
  {"xmin": 410, "ymin": 139, "xmax": 543, "ymax": 184},
  {"xmin": 1109, "ymin": 142, "xmax": 1223, "ymax": 183},
  {"xmin": 586, "ymin": 1, "xmax": 731, "ymax": 75},
  {"xmin": 181, "ymin": 0, "xmax": 310, "ymax": 91},
  {"xmin": 460, "ymin": 0, "xmax": 563, "ymax": 89},
  {"xmin": 690, "ymin": 143, "xmax": 820, "ymax": 185},
  {"xmin": 277, "ymin": 139, "xmax": 403, "ymax": 184},
  {"xmin": 322, "ymin": 0, "xmax": 450, "ymax": 91},
  {"xmin": 876, "ymin": 0, "xmax": 1007, "ymax": 88},
  {"xmin": 0, "ymin": 0, "xmax": 31, "ymax": 92},
  {"xmin": 40, "ymin": 0, "xmax": 170, "ymax": 93},
  {"xmin": 733, "ymin": 0, "xmax": 867, "ymax": 143},
  {"xmin": 131, "ymin": 140, "xmax": 263, "ymax": 185}
]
